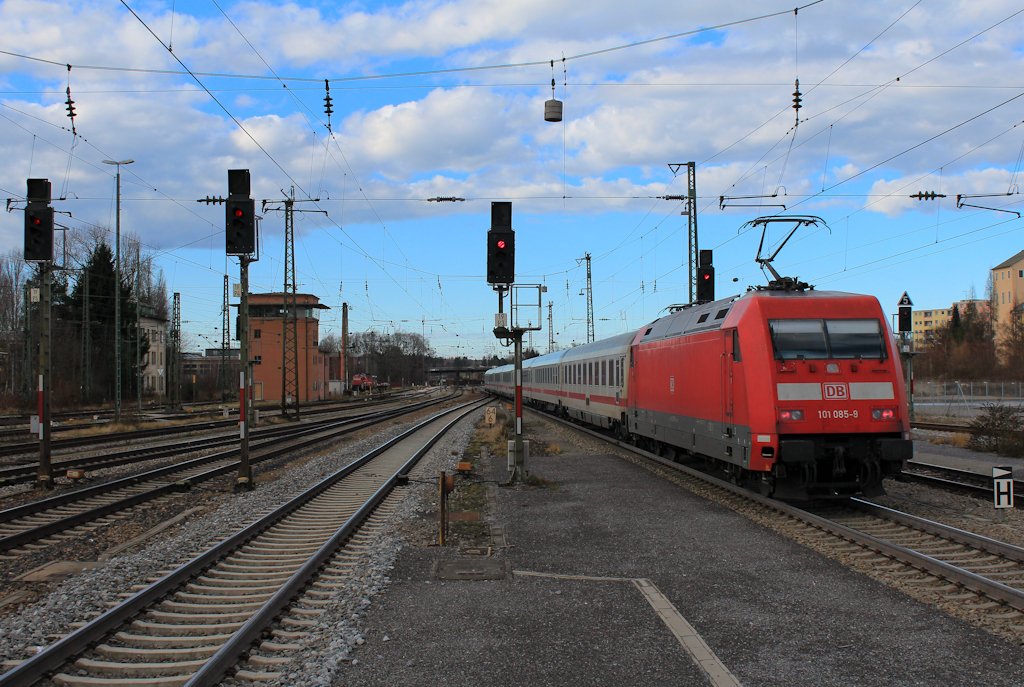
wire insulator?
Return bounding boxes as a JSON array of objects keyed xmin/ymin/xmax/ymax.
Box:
[
  {"xmin": 64, "ymin": 86, "xmax": 77, "ymax": 135},
  {"xmin": 324, "ymin": 79, "xmax": 333, "ymax": 133}
]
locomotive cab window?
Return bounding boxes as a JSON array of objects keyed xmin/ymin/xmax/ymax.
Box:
[
  {"xmin": 826, "ymin": 319, "xmax": 886, "ymax": 359},
  {"xmin": 769, "ymin": 319, "xmax": 886, "ymax": 360}
]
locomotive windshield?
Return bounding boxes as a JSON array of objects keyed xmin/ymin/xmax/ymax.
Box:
[{"xmin": 769, "ymin": 319, "xmax": 886, "ymax": 360}]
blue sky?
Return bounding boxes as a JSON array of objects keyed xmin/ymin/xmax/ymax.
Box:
[{"xmin": 2, "ymin": 0, "xmax": 1023, "ymax": 357}]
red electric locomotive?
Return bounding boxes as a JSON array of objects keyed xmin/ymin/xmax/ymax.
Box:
[
  {"xmin": 484, "ymin": 216, "xmax": 912, "ymax": 499},
  {"xmin": 627, "ymin": 287, "xmax": 910, "ymax": 498}
]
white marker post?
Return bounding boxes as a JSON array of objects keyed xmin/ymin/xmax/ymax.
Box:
[{"xmin": 993, "ymin": 467, "xmax": 1014, "ymax": 512}]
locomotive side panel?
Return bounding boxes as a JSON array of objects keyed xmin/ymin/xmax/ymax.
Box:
[{"xmin": 630, "ymin": 330, "xmax": 746, "ymax": 462}]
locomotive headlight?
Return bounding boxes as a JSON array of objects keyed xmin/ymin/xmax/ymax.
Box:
[
  {"xmin": 779, "ymin": 409, "xmax": 804, "ymax": 421},
  {"xmin": 872, "ymin": 408, "xmax": 897, "ymax": 421}
]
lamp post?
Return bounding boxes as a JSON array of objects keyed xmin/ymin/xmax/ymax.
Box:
[{"xmin": 102, "ymin": 159, "xmax": 134, "ymax": 422}]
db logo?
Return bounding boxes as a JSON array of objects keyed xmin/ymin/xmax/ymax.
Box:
[{"xmin": 823, "ymin": 383, "xmax": 849, "ymax": 400}]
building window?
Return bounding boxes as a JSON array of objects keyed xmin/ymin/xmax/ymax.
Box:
[
  {"xmin": 254, "ymin": 355, "xmax": 262, "ymax": 364},
  {"xmin": 253, "ymin": 329, "xmax": 261, "ymax": 339}
]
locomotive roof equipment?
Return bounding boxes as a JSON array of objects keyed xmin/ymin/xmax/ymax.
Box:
[{"xmin": 740, "ymin": 215, "xmax": 828, "ymax": 292}]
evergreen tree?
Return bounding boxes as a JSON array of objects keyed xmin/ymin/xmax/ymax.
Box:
[{"xmin": 63, "ymin": 243, "xmax": 148, "ymax": 403}]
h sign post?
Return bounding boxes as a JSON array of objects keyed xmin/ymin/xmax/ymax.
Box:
[{"xmin": 993, "ymin": 467, "xmax": 1014, "ymax": 509}]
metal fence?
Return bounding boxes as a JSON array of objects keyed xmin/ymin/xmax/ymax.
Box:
[{"xmin": 914, "ymin": 380, "xmax": 1024, "ymax": 418}]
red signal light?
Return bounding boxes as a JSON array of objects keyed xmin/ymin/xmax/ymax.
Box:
[
  {"xmin": 496, "ymin": 239, "xmax": 506, "ymax": 249},
  {"xmin": 702, "ymin": 273, "xmax": 710, "ymax": 280},
  {"xmin": 30, "ymin": 217, "xmax": 41, "ymax": 225},
  {"xmin": 234, "ymin": 208, "xmax": 245, "ymax": 218}
]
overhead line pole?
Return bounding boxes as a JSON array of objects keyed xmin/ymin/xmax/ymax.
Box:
[
  {"xmin": 102, "ymin": 159, "xmax": 134, "ymax": 421},
  {"xmin": 686, "ymin": 162, "xmax": 698, "ymax": 303},
  {"xmin": 281, "ymin": 189, "xmax": 299, "ymax": 420}
]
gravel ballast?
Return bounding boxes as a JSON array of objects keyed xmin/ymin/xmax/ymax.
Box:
[{"xmin": 0, "ymin": 399, "xmax": 478, "ymax": 670}]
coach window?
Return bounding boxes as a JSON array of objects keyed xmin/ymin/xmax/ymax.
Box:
[
  {"xmin": 601, "ymin": 360, "xmax": 607, "ymax": 386},
  {"xmin": 589, "ymin": 362, "xmax": 594, "ymax": 385}
]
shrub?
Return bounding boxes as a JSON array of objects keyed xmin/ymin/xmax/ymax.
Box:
[{"xmin": 969, "ymin": 404, "xmax": 1024, "ymax": 454}]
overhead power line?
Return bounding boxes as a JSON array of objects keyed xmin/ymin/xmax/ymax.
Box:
[{"xmin": 0, "ymin": 0, "xmax": 827, "ymax": 84}]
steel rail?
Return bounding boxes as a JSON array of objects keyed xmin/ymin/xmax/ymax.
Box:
[
  {"xmin": 0, "ymin": 393, "xmax": 457, "ymax": 553},
  {"xmin": 0, "ymin": 397, "xmax": 481, "ymax": 687},
  {"xmin": 530, "ymin": 406, "xmax": 1024, "ymax": 613},
  {"xmin": 185, "ymin": 398, "xmax": 485, "ymax": 686},
  {"xmin": 911, "ymin": 421, "xmax": 975, "ymax": 434},
  {"xmin": 0, "ymin": 394, "xmax": 449, "ymax": 523},
  {"xmin": 848, "ymin": 499, "xmax": 1024, "ymax": 563},
  {"xmin": 902, "ymin": 461, "xmax": 1024, "ymax": 498},
  {"xmin": 0, "ymin": 391, "xmax": 421, "ymax": 457},
  {"xmin": 0, "ymin": 396, "xmax": 416, "ymax": 485}
]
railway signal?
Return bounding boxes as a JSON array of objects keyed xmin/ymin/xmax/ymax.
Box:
[
  {"xmin": 897, "ymin": 292, "xmax": 912, "ymax": 332},
  {"xmin": 24, "ymin": 179, "xmax": 53, "ymax": 262},
  {"xmin": 223, "ymin": 169, "xmax": 256, "ymax": 490},
  {"xmin": 696, "ymin": 249, "xmax": 714, "ymax": 303},
  {"xmin": 225, "ymin": 169, "xmax": 255, "ymax": 255},
  {"xmin": 23, "ymin": 179, "xmax": 55, "ymax": 489},
  {"xmin": 486, "ymin": 201, "xmax": 514, "ymax": 284}
]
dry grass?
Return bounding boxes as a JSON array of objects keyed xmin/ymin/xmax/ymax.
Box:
[
  {"xmin": 473, "ymin": 410, "xmax": 509, "ymax": 456},
  {"xmin": 929, "ymin": 433, "xmax": 972, "ymax": 449},
  {"xmin": 56, "ymin": 416, "xmax": 219, "ymax": 439}
]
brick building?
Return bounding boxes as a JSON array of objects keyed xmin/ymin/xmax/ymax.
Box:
[{"xmin": 244, "ymin": 293, "xmax": 330, "ymax": 402}]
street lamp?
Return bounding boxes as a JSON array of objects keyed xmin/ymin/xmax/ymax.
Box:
[{"xmin": 102, "ymin": 159, "xmax": 134, "ymax": 422}]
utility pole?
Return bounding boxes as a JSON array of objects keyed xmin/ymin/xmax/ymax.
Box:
[
  {"xmin": 170, "ymin": 293, "xmax": 180, "ymax": 409},
  {"xmin": 578, "ymin": 253, "xmax": 594, "ymax": 343},
  {"xmin": 81, "ymin": 269, "xmax": 90, "ymax": 403},
  {"xmin": 102, "ymin": 159, "xmax": 134, "ymax": 421},
  {"xmin": 22, "ymin": 284, "xmax": 30, "ymax": 398},
  {"xmin": 239, "ymin": 255, "xmax": 251, "ymax": 483},
  {"xmin": 221, "ymin": 274, "xmax": 230, "ymax": 401},
  {"xmin": 25, "ymin": 178, "xmax": 54, "ymax": 489},
  {"xmin": 548, "ymin": 301, "xmax": 554, "ymax": 353},
  {"xmin": 281, "ymin": 188, "xmax": 299, "ymax": 420},
  {"xmin": 342, "ymin": 302, "xmax": 349, "ymax": 392},
  {"xmin": 135, "ymin": 241, "xmax": 142, "ymax": 413},
  {"xmin": 38, "ymin": 263, "xmax": 51, "ymax": 487},
  {"xmin": 684, "ymin": 162, "xmax": 698, "ymax": 303}
]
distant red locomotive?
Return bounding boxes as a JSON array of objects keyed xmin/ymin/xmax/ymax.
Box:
[
  {"xmin": 351, "ymin": 373, "xmax": 377, "ymax": 391},
  {"xmin": 484, "ymin": 220, "xmax": 912, "ymax": 499}
]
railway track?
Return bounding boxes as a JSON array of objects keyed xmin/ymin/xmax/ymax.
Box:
[
  {"xmin": 0, "ymin": 397, "xmax": 483, "ymax": 686},
  {"xmin": 537, "ymin": 408, "xmax": 1024, "ymax": 632},
  {"xmin": 0, "ymin": 392, "xmax": 458, "ymax": 557},
  {"xmin": 911, "ymin": 420, "xmax": 975, "ymax": 434},
  {"xmin": 0, "ymin": 392, "xmax": 431, "ymax": 486},
  {"xmin": 0, "ymin": 392, "xmax": 413, "ymax": 434},
  {"xmin": 902, "ymin": 461, "xmax": 1024, "ymax": 498},
  {"xmin": 0, "ymin": 391, "xmax": 425, "ymax": 458}
]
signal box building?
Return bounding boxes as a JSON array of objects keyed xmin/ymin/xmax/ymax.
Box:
[{"xmin": 244, "ymin": 293, "xmax": 330, "ymax": 402}]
